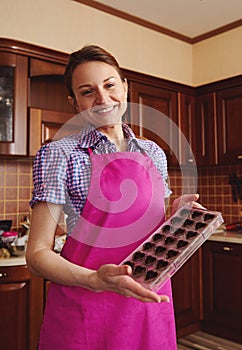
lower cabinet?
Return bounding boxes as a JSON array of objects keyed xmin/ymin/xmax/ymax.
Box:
[
  {"xmin": 172, "ymin": 249, "xmax": 202, "ymax": 337},
  {"xmin": 0, "ymin": 265, "xmax": 43, "ymax": 350},
  {"xmin": 202, "ymin": 241, "xmax": 242, "ymax": 343}
]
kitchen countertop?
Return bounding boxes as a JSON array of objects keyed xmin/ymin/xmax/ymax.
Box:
[
  {"xmin": 208, "ymin": 229, "xmax": 242, "ymax": 244},
  {"xmin": 0, "ymin": 230, "xmax": 241, "ymax": 267},
  {"xmin": 0, "ymin": 256, "xmax": 26, "ymax": 267}
]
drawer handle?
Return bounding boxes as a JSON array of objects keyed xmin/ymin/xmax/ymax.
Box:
[
  {"xmin": 0, "ymin": 272, "xmax": 8, "ymax": 278},
  {"xmin": 237, "ymin": 155, "xmax": 242, "ymax": 159},
  {"xmin": 223, "ymin": 246, "xmax": 233, "ymax": 251}
]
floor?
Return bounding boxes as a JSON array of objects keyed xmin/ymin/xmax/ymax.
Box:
[{"xmin": 177, "ymin": 331, "xmax": 242, "ymax": 350}]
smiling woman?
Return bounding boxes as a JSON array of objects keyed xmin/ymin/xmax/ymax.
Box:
[{"xmin": 26, "ymin": 44, "xmax": 203, "ymax": 350}]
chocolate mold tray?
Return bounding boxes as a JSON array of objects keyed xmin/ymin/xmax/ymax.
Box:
[{"xmin": 121, "ymin": 206, "xmax": 224, "ymax": 292}]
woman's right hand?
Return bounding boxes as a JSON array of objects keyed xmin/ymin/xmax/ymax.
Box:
[{"xmin": 89, "ymin": 263, "xmax": 169, "ymax": 303}]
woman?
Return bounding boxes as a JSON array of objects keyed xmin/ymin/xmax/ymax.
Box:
[{"xmin": 26, "ymin": 45, "xmax": 201, "ymax": 350}]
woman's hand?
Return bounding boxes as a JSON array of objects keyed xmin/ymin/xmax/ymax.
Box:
[
  {"xmin": 171, "ymin": 193, "xmax": 205, "ymax": 215},
  {"xmin": 89, "ymin": 264, "xmax": 169, "ymax": 303}
]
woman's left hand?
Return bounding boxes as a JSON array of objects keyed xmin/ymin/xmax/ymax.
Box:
[{"xmin": 171, "ymin": 193, "xmax": 205, "ymax": 215}]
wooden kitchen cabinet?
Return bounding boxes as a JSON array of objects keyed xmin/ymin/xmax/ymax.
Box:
[
  {"xmin": 177, "ymin": 92, "xmax": 197, "ymax": 165},
  {"xmin": 128, "ymin": 80, "xmax": 179, "ymax": 166},
  {"xmin": 216, "ymin": 85, "xmax": 242, "ymax": 164},
  {"xmin": 172, "ymin": 249, "xmax": 202, "ymax": 337},
  {"xmin": 202, "ymin": 241, "xmax": 242, "ymax": 343},
  {"xmin": 0, "ymin": 265, "xmax": 43, "ymax": 350},
  {"xmin": 0, "ymin": 52, "xmax": 28, "ymax": 156},
  {"xmin": 194, "ymin": 93, "xmax": 217, "ymax": 165}
]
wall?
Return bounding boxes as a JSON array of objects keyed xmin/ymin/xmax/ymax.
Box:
[
  {"xmin": 193, "ymin": 26, "xmax": 242, "ymax": 86},
  {"xmin": 1, "ymin": 0, "xmax": 241, "ymax": 86}
]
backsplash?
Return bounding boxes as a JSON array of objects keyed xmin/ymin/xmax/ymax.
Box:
[{"xmin": 0, "ymin": 159, "xmax": 241, "ymax": 231}]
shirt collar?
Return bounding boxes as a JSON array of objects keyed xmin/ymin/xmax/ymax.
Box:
[{"xmin": 78, "ymin": 123, "xmax": 137, "ymax": 149}]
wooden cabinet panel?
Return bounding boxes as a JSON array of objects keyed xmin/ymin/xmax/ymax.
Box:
[
  {"xmin": 0, "ymin": 266, "xmax": 44, "ymax": 350},
  {"xmin": 216, "ymin": 85, "xmax": 242, "ymax": 164},
  {"xmin": 202, "ymin": 241, "xmax": 242, "ymax": 343},
  {"xmin": 0, "ymin": 266, "xmax": 30, "ymax": 350},
  {"xmin": 195, "ymin": 93, "xmax": 217, "ymax": 165},
  {"xmin": 128, "ymin": 81, "xmax": 178, "ymax": 166},
  {"xmin": 29, "ymin": 108, "xmax": 74, "ymax": 156},
  {"xmin": 0, "ymin": 53, "xmax": 28, "ymax": 156},
  {"xmin": 178, "ymin": 93, "xmax": 196, "ymax": 165},
  {"xmin": 172, "ymin": 249, "xmax": 202, "ymax": 337}
]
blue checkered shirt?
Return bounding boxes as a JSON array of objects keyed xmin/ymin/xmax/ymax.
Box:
[{"xmin": 30, "ymin": 123, "xmax": 171, "ymax": 235}]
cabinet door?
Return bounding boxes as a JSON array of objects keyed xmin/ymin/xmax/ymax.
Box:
[
  {"xmin": 29, "ymin": 108, "xmax": 74, "ymax": 156},
  {"xmin": 216, "ymin": 85, "xmax": 242, "ymax": 164},
  {"xmin": 0, "ymin": 266, "xmax": 30, "ymax": 350},
  {"xmin": 0, "ymin": 53, "xmax": 28, "ymax": 155},
  {"xmin": 29, "ymin": 58, "xmax": 72, "ymax": 114},
  {"xmin": 129, "ymin": 81, "xmax": 178, "ymax": 166},
  {"xmin": 202, "ymin": 241, "xmax": 242, "ymax": 343},
  {"xmin": 172, "ymin": 249, "xmax": 202, "ymax": 337},
  {"xmin": 195, "ymin": 93, "xmax": 217, "ymax": 165},
  {"xmin": 178, "ymin": 93, "xmax": 196, "ymax": 165}
]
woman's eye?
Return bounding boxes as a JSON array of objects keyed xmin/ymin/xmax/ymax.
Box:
[
  {"xmin": 105, "ymin": 83, "xmax": 115, "ymax": 89},
  {"xmin": 82, "ymin": 89, "xmax": 93, "ymax": 96}
]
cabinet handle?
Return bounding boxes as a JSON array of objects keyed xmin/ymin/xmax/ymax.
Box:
[
  {"xmin": 237, "ymin": 155, "xmax": 242, "ymax": 159},
  {"xmin": 223, "ymin": 246, "xmax": 233, "ymax": 251},
  {"xmin": 0, "ymin": 272, "xmax": 8, "ymax": 278}
]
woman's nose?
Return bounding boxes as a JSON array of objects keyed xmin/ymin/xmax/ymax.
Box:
[{"xmin": 95, "ymin": 89, "xmax": 109, "ymax": 104}]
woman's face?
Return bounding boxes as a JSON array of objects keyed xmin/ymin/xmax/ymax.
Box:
[{"xmin": 69, "ymin": 61, "xmax": 128, "ymax": 128}]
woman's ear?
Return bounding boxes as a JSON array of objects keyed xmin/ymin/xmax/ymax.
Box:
[{"xmin": 68, "ymin": 96, "xmax": 79, "ymax": 113}]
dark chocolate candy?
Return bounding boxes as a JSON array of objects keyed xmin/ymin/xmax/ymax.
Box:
[
  {"xmin": 192, "ymin": 210, "xmax": 203, "ymax": 218},
  {"xmin": 142, "ymin": 242, "xmax": 155, "ymax": 251},
  {"xmin": 162, "ymin": 225, "xmax": 172, "ymax": 233},
  {"xmin": 145, "ymin": 255, "xmax": 157, "ymax": 266},
  {"xmin": 152, "ymin": 233, "xmax": 164, "ymax": 242},
  {"xmin": 165, "ymin": 236, "xmax": 175, "ymax": 245},
  {"xmin": 133, "ymin": 251, "xmax": 145, "ymax": 261},
  {"xmin": 174, "ymin": 228, "xmax": 185, "ymax": 236},
  {"xmin": 167, "ymin": 249, "xmax": 179, "ymax": 259},
  {"xmin": 177, "ymin": 240, "xmax": 189, "ymax": 249},
  {"xmin": 123, "ymin": 261, "xmax": 134, "ymax": 268},
  {"xmin": 145, "ymin": 270, "xmax": 158, "ymax": 281},
  {"xmin": 204, "ymin": 213, "xmax": 215, "ymax": 221},
  {"xmin": 195, "ymin": 222, "xmax": 206, "ymax": 230},
  {"xmin": 155, "ymin": 245, "xmax": 166, "ymax": 256},
  {"xmin": 156, "ymin": 259, "xmax": 169, "ymax": 270},
  {"xmin": 186, "ymin": 230, "xmax": 198, "ymax": 239},
  {"xmin": 133, "ymin": 265, "xmax": 146, "ymax": 276},
  {"xmin": 183, "ymin": 219, "xmax": 194, "ymax": 227}
]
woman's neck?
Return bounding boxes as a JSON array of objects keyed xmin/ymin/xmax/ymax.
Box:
[{"xmin": 98, "ymin": 124, "xmax": 127, "ymax": 151}]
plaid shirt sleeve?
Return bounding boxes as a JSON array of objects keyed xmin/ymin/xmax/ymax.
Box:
[{"xmin": 30, "ymin": 142, "xmax": 68, "ymax": 207}]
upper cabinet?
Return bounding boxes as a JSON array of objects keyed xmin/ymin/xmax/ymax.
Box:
[
  {"xmin": 196, "ymin": 77, "xmax": 242, "ymax": 166},
  {"xmin": 128, "ymin": 80, "xmax": 179, "ymax": 166},
  {"xmin": 0, "ymin": 39, "xmax": 74, "ymax": 157},
  {"xmin": 195, "ymin": 92, "xmax": 216, "ymax": 166},
  {"xmin": 125, "ymin": 70, "xmax": 196, "ymax": 166},
  {"xmin": 216, "ymin": 85, "xmax": 242, "ymax": 164},
  {"xmin": 0, "ymin": 52, "xmax": 28, "ymax": 156}
]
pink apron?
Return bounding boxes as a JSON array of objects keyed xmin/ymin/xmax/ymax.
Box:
[{"xmin": 38, "ymin": 149, "xmax": 177, "ymax": 350}]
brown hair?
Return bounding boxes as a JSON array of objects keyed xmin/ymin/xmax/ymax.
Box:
[{"xmin": 64, "ymin": 45, "xmax": 125, "ymax": 98}]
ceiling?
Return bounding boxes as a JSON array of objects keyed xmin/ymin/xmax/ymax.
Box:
[{"xmin": 91, "ymin": 0, "xmax": 242, "ymax": 39}]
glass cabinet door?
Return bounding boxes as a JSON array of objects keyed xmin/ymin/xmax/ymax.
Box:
[
  {"xmin": 0, "ymin": 53, "xmax": 28, "ymax": 156},
  {"xmin": 0, "ymin": 66, "xmax": 14, "ymax": 142}
]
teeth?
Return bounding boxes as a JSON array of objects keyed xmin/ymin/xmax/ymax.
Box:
[{"xmin": 95, "ymin": 106, "xmax": 115, "ymax": 114}]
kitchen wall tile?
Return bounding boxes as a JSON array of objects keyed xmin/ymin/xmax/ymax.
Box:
[{"xmin": 0, "ymin": 159, "xmax": 241, "ymax": 231}]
